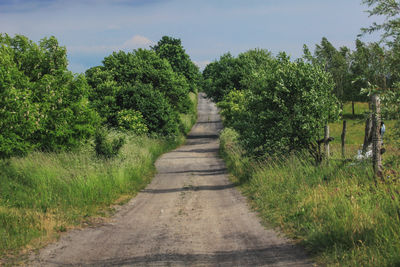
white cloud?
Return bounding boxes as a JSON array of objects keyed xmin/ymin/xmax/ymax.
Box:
[
  {"xmin": 68, "ymin": 35, "xmax": 154, "ymax": 54},
  {"xmin": 121, "ymin": 35, "xmax": 154, "ymax": 49}
]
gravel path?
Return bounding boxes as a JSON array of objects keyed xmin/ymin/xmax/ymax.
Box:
[{"xmin": 29, "ymin": 93, "xmax": 312, "ymax": 266}]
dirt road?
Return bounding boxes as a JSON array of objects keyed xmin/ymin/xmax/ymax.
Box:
[{"xmin": 29, "ymin": 93, "xmax": 312, "ymax": 266}]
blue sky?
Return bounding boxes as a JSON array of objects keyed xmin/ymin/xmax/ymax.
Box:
[{"xmin": 0, "ymin": 0, "xmax": 382, "ymax": 73}]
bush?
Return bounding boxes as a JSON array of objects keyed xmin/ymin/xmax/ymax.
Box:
[
  {"xmin": 116, "ymin": 109, "xmax": 148, "ymax": 135},
  {"xmin": 116, "ymin": 83, "xmax": 179, "ymax": 136},
  {"xmin": 94, "ymin": 128, "xmax": 125, "ymax": 159}
]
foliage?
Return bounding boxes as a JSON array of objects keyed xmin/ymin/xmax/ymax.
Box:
[
  {"xmin": 303, "ymin": 38, "xmax": 376, "ymax": 105},
  {"xmin": 212, "ymin": 50, "xmax": 340, "ymax": 157},
  {"xmin": 0, "ymin": 45, "xmax": 37, "ymax": 157},
  {"xmin": 381, "ymin": 84, "xmax": 400, "ymax": 145},
  {"xmin": 217, "ymin": 90, "xmax": 246, "ymax": 130},
  {"xmin": 116, "ymin": 83, "xmax": 179, "ymax": 136},
  {"xmin": 152, "ymin": 36, "xmax": 201, "ymax": 93},
  {"xmin": 85, "ymin": 45, "xmax": 197, "ymax": 136},
  {"xmin": 116, "ymin": 109, "xmax": 148, "ymax": 134},
  {"xmin": 360, "ymin": 1, "xmax": 400, "ymax": 144},
  {"xmin": 86, "ymin": 66, "xmax": 120, "ymax": 127},
  {"xmin": 312, "ymin": 37, "xmax": 352, "ymax": 102},
  {"xmin": 381, "ymin": 84, "xmax": 400, "ymax": 120},
  {"xmin": 361, "ymin": 0, "xmax": 400, "ymax": 45},
  {"xmin": 203, "ymin": 49, "xmax": 275, "ymax": 103},
  {"xmin": 101, "ymin": 49, "xmax": 191, "ymax": 113},
  {"xmin": 0, "ymin": 34, "xmax": 99, "ymax": 158},
  {"xmin": 202, "ymin": 53, "xmax": 241, "ymax": 102},
  {"xmin": 94, "ymin": 128, "xmax": 125, "ymax": 159},
  {"xmin": 30, "ymin": 73, "xmax": 100, "ymax": 151}
]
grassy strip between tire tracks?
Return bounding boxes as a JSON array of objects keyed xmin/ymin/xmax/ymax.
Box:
[
  {"xmin": 220, "ymin": 126, "xmax": 400, "ymax": 267},
  {"xmin": 0, "ymin": 93, "xmax": 197, "ymax": 265}
]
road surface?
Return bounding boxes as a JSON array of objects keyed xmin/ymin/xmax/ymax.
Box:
[{"xmin": 29, "ymin": 93, "xmax": 312, "ymax": 266}]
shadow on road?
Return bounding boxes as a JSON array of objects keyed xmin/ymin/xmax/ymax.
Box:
[
  {"xmin": 141, "ymin": 184, "xmax": 235, "ymax": 194},
  {"xmin": 40, "ymin": 243, "xmax": 310, "ymax": 266}
]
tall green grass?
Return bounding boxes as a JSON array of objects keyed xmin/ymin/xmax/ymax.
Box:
[
  {"xmin": 220, "ymin": 128, "xmax": 400, "ymax": 267},
  {"xmin": 180, "ymin": 92, "xmax": 198, "ymax": 134},
  {"xmin": 0, "ymin": 93, "xmax": 198, "ymax": 263},
  {"xmin": 0, "ymin": 134, "xmax": 182, "ymax": 259}
]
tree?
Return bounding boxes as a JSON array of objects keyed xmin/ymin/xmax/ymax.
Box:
[
  {"xmin": 312, "ymin": 37, "xmax": 351, "ymax": 104},
  {"xmin": 203, "ymin": 53, "xmax": 237, "ymax": 102},
  {"xmin": 211, "ymin": 50, "xmax": 340, "ymax": 157},
  {"xmin": 85, "ymin": 48, "xmax": 193, "ymax": 136},
  {"xmin": 116, "ymin": 83, "xmax": 179, "ymax": 135},
  {"xmin": 0, "ymin": 34, "xmax": 99, "ymax": 157},
  {"xmin": 361, "ymin": 0, "xmax": 400, "ymax": 44},
  {"xmin": 0, "ymin": 45, "xmax": 37, "ymax": 157},
  {"xmin": 203, "ymin": 49, "xmax": 275, "ymax": 103},
  {"xmin": 152, "ymin": 36, "xmax": 201, "ymax": 92},
  {"xmin": 361, "ymin": 0, "xmax": 400, "ymax": 143},
  {"xmin": 102, "ymin": 49, "xmax": 191, "ymax": 113}
]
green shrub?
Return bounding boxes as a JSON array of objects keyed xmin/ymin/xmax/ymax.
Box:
[
  {"xmin": 116, "ymin": 83, "xmax": 179, "ymax": 136},
  {"xmin": 116, "ymin": 109, "xmax": 148, "ymax": 134},
  {"xmin": 94, "ymin": 129, "xmax": 125, "ymax": 159},
  {"xmin": 30, "ymin": 73, "xmax": 100, "ymax": 151}
]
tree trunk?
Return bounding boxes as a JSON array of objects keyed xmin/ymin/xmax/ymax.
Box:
[
  {"xmin": 324, "ymin": 125, "xmax": 330, "ymax": 160},
  {"xmin": 362, "ymin": 114, "xmax": 372, "ymax": 154},
  {"xmin": 371, "ymin": 94, "xmax": 383, "ymax": 177},
  {"xmin": 352, "ymin": 101, "xmax": 355, "ymax": 116},
  {"xmin": 341, "ymin": 120, "xmax": 347, "ymax": 158}
]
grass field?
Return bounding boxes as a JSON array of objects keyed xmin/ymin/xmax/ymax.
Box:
[
  {"xmin": 219, "ymin": 102, "xmax": 400, "ymax": 266},
  {"xmin": 0, "ymin": 93, "xmax": 198, "ymax": 264},
  {"xmin": 329, "ymin": 102, "xmax": 399, "ymax": 161}
]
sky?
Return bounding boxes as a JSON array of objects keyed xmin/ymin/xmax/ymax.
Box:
[{"xmin": 0, "ymin": 0, "xmax": 383, "ymax": 73}]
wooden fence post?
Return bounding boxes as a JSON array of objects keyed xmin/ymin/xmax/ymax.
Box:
[
  {"xmin": 371, "ymin": 94, "xmax": 383, "ymax": 177},
  {"xmin": 362, "ymin": 114, "xmax": 372, "ymax": 155},
  {"xmin": 341, "ymin": 120, "xmax": 347, "ymax": 158},
  {"xmin": 324, "ymin": 125, "xmax": 330, "ymax": 160}
]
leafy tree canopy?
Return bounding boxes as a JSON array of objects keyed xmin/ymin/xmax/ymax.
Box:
[
  {"xmin": 0, "ymin": 34, "xmax": 99, "ymax": 157},
  {"xmin": 361, "ymin": 0, "xmax": 400, "ymax": 45},
  {"xmin": 152, "ymin": 36, "xmax": 201, "ymax": 92}
]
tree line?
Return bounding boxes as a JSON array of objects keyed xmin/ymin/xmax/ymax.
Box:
[
  {"xmin": 0, "ymin": 34, "xmax": 200, "ymax": 158},
  {"xmin": 303, "ymin": 37, "xmax": 400, "ymax": 120},
  {"xmin": 203, "ymin": 50, "xmax": 339, "ymax": 157},
  {"xmin": 203, "ymin": 0, "xmax": 400, "ymax": 158}
]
